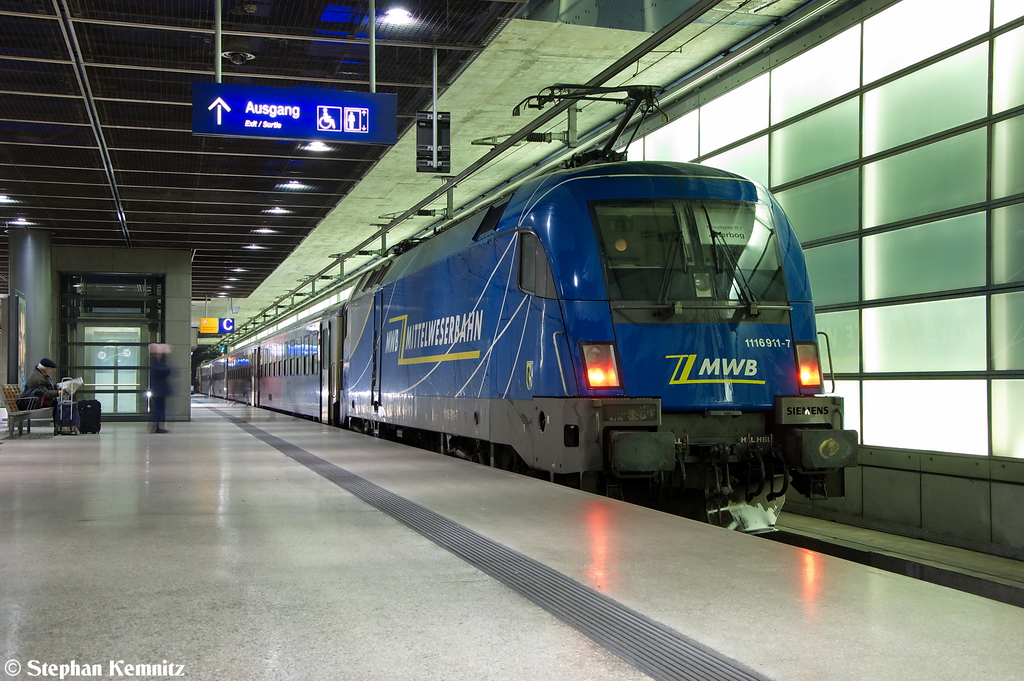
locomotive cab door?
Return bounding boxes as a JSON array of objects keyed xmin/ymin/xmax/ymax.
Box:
[{"xmin": 370, "ymin": 289, "xmax": 383, "ymax": 415}]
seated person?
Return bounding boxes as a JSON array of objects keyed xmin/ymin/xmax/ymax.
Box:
[{"xmin": 23, "ymin": 358, "xmax": 60, "ymax": 406}]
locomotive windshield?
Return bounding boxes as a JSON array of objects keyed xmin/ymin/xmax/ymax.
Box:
[{"xmin": 591, "ymin": 198, "xmax": 786, "ymax": 305}]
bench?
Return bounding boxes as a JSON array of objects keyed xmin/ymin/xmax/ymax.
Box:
[{"xmin": 2, "ymin": 385, "xmax": 54, "ymax": 438}]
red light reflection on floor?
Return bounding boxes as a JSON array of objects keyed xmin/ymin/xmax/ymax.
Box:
[
  {"xmin": 583, "ymin": 500, "xmax": 618, "ymax": 594},
  {"xmin": 801, "ymin": 549, "xmax": 822, "ymax": 615}
]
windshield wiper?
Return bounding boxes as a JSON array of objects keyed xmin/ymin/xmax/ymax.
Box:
[
  {"xmin": 703, "ymin": 205, "xmax": 760, "ymax": 315},
  {"xmin": 656, "ymin": 220, "xmax": 685, "ymax": 306}
]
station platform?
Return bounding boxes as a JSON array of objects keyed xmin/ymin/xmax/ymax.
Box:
[{"xmin": 2, "ymin": 397, "xmax": 1023, "ymax": 681}]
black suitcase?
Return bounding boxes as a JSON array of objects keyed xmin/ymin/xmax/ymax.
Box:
[
  {"xmin": 78, "ymin": 399, "xmax": 102, "ymax": 434},
  {"xmin": 53, "ymin": 400, "xmax": 80, "ymax": 435}
]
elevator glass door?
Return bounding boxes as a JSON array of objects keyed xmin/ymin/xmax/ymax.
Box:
[{"xmin": 59, "ymin": 273, "xmax": 165, "ymax": 419}]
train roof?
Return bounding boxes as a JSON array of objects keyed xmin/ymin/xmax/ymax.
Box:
[{"xmin": 352, "ymin": 160, "xmax": 766, "ymax": 296}]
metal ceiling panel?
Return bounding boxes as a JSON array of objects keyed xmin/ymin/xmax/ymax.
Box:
[{"xmin": 0, "ymin": 0, "xmax": 523, "ymax": 299}]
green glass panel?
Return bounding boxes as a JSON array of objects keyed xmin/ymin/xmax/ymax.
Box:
[
  {"xmin": 993, "ymin": 202, "xmax": 1024, "ymax": 284},
  {"xmin": 994, "ymin": 115, "xmax": 1024, "ymax": 199},
  {"xmin": 863, "ymin": 213, "xmax": 986, "ymax": 299},
  {"xmin": 702, "ymin": 136, "xmax": 768, "ymax": 187},
  {"xmin": 863, "ymin": 45, "xmax": 988, "ymax": 155},
  {"xmin": 832, "ymin": 380, "xmax": 861, "ymax": 436},
  {"xmin": 863, "ymin": 129, "xmax": 987, "ymax": 227},
  {"xmin": 863, "ymin": 0, "xmax": 990, "ymax": 84},
  {"xmin": 863, "ymin": 297, "xmax": 986, "ymax": 372},
  {"xmin": 643, "ymin": 110, "xmax": 698, "ymax": 162},
  {"xmin": 771, "ymin": 26, "xmax": 861, "ymax": 123},
  {"xmin": 863, "ymin": 380, "xmax": 987, "ymax": 455},
  {"xmin": 699, "ymin": 74, "xmax": 768, "ymax": 156},
  {"xmin": 994, "ymin": 25, "xmax": 1024, "ymax": 112},
  {"xmin": 771, "ymin": 98, "xmax": 859, "ymax": 186},
  {"xmin": 815, "ymin": 310, "xmax": 859, "ymax": 373},
  {"xmin": 992, "ymin": 380, "xmax": 1024, "ymax": 458},
  {"xmin": 995, "ymin": 0, "xmax": 1024, "ymax": 26},
  {"xmin": 775, "ymin": 170, "xmax": 859, "ymax": 242},
  {"xmin": 803, "ymin": 240, "xmax": 858, "ymax": 306},
  {"xmin": 992, "ymin": 291, "xmax": 1024, "ymax": 370}
]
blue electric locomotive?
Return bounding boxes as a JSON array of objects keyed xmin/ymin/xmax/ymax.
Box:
[{"xmin": 337, "ymin": 160, "xmax": 858, "ymax": 532}]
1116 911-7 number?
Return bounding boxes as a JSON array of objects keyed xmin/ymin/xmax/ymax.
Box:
[{"xmin": 745, "ymin": 338, "xmax": 791, "ymax": 348}]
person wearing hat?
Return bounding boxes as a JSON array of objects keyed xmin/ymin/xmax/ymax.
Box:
[{"xmin": 25, "ymin": 358, "xmax": 60, "ymax": 405}]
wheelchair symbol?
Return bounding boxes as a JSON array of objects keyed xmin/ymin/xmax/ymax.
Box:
[{"xmin": 317, "ymin": 106, "xmax": 340, "ymax": 131}]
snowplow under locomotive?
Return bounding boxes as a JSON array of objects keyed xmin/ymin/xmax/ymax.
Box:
[{"xmin": 200, "ymin": 160, "xmax": 858, "ymax": 533}]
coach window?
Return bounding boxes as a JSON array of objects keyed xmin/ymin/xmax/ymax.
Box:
[{"xmin": 518, "ymin": 232, "xmax": 557, "ymax": 298}]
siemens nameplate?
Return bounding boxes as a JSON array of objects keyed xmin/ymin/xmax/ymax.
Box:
[{"xmin": 192, "ymin": 82, "xmax": 397, "ymax": 145}]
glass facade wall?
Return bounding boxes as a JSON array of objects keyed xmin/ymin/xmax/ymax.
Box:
[{"xmin": 633, "ymin": 0, "xmax": 1024, "ymax": 457}]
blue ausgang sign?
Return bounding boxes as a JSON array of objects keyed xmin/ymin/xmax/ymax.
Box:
[{"xmin": 191, "ymin": 82, "xmax": 397, "ymax": 145}]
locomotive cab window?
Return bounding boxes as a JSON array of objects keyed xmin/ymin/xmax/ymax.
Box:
[
  {"xmin": 518, "ymin": 231, "xmax": 558, "ymax": 299},
  {"xmin": 591, "ymin": 198, "xmax": 787, "ymax": 305}
]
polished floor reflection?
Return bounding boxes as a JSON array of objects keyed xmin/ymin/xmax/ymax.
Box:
[{"xmin": 1, "ymin": 398, "xmax": 1022, "ymax": 680}]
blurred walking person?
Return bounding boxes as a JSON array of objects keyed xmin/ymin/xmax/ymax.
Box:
[{"xmin": 148, "ymin": 343, "xmax": 172, "ymax": 433}]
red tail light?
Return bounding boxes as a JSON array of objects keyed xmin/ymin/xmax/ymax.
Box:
[
  {"xmin": 582, "ymin": 342, "xmax": 621, "ymax": 389},
  {"xmin": 795, "ymin": 342, "xmax": 822, "ymax": 392}
]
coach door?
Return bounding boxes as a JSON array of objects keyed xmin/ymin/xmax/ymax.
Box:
[
  {"xmin": 249, "ymin": 347, "xmax": 259, "ymax": 406},
  {"xmin": 320, "ymin": 321, "xmax": 330, "ymax": 423}
]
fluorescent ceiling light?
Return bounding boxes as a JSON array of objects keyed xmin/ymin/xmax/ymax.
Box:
[
  {"xmin": 384, "ymin": 8, "xmax": 414, "ymax": 24},
  {"xmin": 277, "ymin": 180, "xmax": 311, "ymax": 191}
]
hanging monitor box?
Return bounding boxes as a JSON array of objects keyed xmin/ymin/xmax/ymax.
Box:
[{"xmin": 191, "ymin": 82, "xmax": 397, "ymax": 145}]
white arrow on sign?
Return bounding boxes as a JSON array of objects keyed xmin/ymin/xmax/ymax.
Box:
[{"xmin": 208, "ymin": 97, "xmax": 231, "ymax": 125}]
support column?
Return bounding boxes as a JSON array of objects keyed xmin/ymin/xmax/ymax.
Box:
[{"xmin": 9, "ymin": 228, "xmax": 53, "ymax": 381}]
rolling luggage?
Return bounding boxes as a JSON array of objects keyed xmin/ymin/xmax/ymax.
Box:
[
  {"xmin": 78, "ymin": 399, "xmax": 102, "ymax": 434},
  {"xmin": 53, "ymin": 399, "xmax": 80, "ymax": 435}
]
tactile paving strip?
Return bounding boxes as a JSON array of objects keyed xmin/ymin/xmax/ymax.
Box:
[{"xmin": 216, "ymin": 409, "xmax": 767, "ymax": 681}]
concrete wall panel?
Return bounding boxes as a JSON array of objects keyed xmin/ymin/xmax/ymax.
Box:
[
  {"xmin": 991, "ymin": 482, "xmax": 1024, "ymax": 550},
  {"xmin": 862, "ymin": 467, "xmax": 920, "ymax": 527},
  {"xmin": 921, "ymin": 474, "xmax": 991, "ymax": 543}
]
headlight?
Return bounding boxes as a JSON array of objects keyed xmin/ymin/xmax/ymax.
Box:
[
  {"xmin": 795, "ymin": 341, "xmax": 822, "ymax": 392},
  {"xmin": 581, "ymin": 342, "xmax": 621, "ymax": 389}
]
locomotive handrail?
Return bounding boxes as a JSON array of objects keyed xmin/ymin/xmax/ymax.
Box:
[
  {"xmin": 552, "ymin": 331, "xmax": 569, "ymax": 396},
  {"xmin": 817, "ymin": 330, "xmax": 837, "ymax": 394}
]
